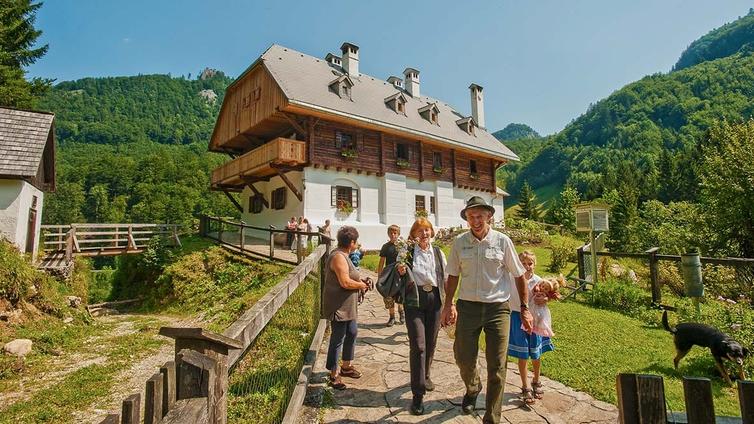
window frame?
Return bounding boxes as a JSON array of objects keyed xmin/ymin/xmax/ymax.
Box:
[
  {"xmin": 335, "ymin": 130, "xmax": 355, "ymax": 149},
  {"xmin": 249, "ymin": 195, "xmax": 264, "ymax": 214},
  {"xmin": 415, "ymin": 195, "xmax": 426, "ymax": 213},
  {"xmin": 396, "ymin": 143, "xmax": 410, "ymax": 161},
  {"xmin": 430, "ymin": 196, "xmax": 436, "ymax": 214},
  {"xmin": 432, "ymin": 152, "xmax": 442, "ymax": 170},
  {"xmin": 469, "ymin": 159, "xmax": 478, "ymax": 176},
  {"xmin": 271, "ymin": 187, "xmax": 287, "ymax": 210}
]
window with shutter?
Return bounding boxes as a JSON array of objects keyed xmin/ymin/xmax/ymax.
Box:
[
  {"xmin": 430, "ymin": 196, "xmax": 436, "ymax": 214},
  {"xmin": 272, "ymin": 187, "xmax": 287, "ymax": 210},
  {"xmin": 250, "ymin": 195, "xmax": 264, "ymax": 214},
  {"xmin": 396, "ymin": 143, "xmax": 409, "ymax": 161},
  {"xmin": 335, "ymin": 131, "xmax": 354, "ymax": 149}
]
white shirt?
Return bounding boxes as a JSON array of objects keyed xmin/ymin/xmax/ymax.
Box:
[
  {"xmin": 510, "ymin": 274, "xmax": 541, "ymax": 312},
  {"xmin": 412, "ymin": 244, "xmax": 447, "ymax": 287},
  {"xmin": 446, "ymin": 229, "xmax": 526, "ymax": 303}
]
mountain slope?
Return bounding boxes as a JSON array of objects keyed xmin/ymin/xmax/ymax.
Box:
[
  {"xmin": 493, "ymin": 123, "xmax": 540, "ymax": 141},
  {"xmin": 513, "ymin": 18, "xmax": 754, "ymax": 200},
  {"xmin": 38, "ymin": 73, "xmax": 238, "ymax": 225},
  {"xmin": 674, "ymin": 8, "xmax": 754, "ymax": 71}
]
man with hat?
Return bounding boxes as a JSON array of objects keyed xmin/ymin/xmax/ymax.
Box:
[{"xmin": 441, "ymin": 196, "xmax": 532, "ymax": 424}]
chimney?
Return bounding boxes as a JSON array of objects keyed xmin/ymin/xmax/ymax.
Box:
[
  {"xmin": 469, "ymin": 83, "xmax": 485, "ymax": 129},
  {"xmin": 404, "ymin": 68, "xmax": 420, "ymax": 97},
  {"xmin": 387, "ymin": 76, "xmax": 403, "ymax": 89},
  {"xmin": 340, "ymin": 42, "xmax": 359, "ymax": 77}
]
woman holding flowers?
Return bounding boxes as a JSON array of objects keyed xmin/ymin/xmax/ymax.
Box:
[{"xmin": 396, "ymin": 218, "xmax": 447, "ymax": 415}]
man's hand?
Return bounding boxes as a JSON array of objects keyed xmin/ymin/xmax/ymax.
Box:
[
  {"xmin": 520, "ymin": 308, "xmax": 534, "ymax": 333},
  {"xmin": 440, "ymin": 303, "xmax": 457, "ymax": 327}
]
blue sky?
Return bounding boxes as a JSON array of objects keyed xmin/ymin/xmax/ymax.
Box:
[{"xmin": 28, "ymin": 0, "xmax": 754, "ymax": 135}]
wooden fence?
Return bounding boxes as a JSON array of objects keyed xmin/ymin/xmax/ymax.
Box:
[
  {"xmin": 98, "ymin": 239, "xmax": 332, "ymax": 424},
  {"xmin": 617, "ymin": 373, "xmax": 754, "ymax": 423},
  {"xmin": 199, "ymin": 215, "xmax": 327, "ymax": 265},
  {"xmin": 41, "ymin": 223, "xmax": 182, "ymax": 261},
  {"xmin": 577, "ymin": 246, "xmax": 754, "ymax": 304}
]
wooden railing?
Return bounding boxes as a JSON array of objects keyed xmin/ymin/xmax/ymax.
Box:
[
  {"xmin": 210, "ymin": 137, "xmax": 306, "ymax": 186},
  {"xmin": 41, "ymin": 223, "xmax": 182, "ymax": 261},
  {"xmin": 199, "ymin": 215, "xmax": 329, "ymax": 265},
  {"xmin": 617, "ymin": 373, "xmax": 754, "ymax": 423},
  {"xmin": 98, "ymin": 239, "xmax": 332, "ymax": 424},
  {"xmin": 577, "ymin": 246, "xmax": 754, "ymax": 305}
]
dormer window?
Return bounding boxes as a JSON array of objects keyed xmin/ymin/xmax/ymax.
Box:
[
  {"xmin": 418, "ymin": 102, "xmax": 440, "ymax": 125},
  {"xmin": 387, "ymin": 76, "xmax": 403, "ymax": 89},
  {"xmin": 456, "ymin": 117, "xmax": 476, "ymax": 135},
  {"xmin": 384, "ymin": 92, "xmax": 408, "ymax": 115},
  {"xmin": 325, "ymin": 53, "xmax": 342, "ymax": 67},
  {"xmin": 328, "ymin": 75, "xmax": 354, "ymax": 100}
]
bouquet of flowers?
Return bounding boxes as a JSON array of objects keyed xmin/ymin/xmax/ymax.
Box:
[{"xmin": 395, "ymin": 236, "xmax": 414, "ymax": 266}]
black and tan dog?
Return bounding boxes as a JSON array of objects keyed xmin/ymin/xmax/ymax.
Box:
[{"xmin": 662, "ymin": 310, "xmax": 749, "ymax": 385}]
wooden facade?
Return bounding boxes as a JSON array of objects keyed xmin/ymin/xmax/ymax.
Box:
[{"xmin": 209, "ymin": 63, "xmax": 503, "ymax": 193}]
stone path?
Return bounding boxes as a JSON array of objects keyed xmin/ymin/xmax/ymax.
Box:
[{"xmin": 299, "ymin": 269, "xmax": 618, "ymax": 424}]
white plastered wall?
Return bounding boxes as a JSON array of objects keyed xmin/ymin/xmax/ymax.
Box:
[
  {"xmin": 239, "ymin": 171, "xmax": 304, "ymax": 240},
  {"xmin": 0, "ymin": 179, "xmax": 44, "ymax": 256}
]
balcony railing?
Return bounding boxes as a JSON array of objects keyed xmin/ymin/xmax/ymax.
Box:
[{"xmin": 211, "ymin": 137, "xmax": 306, "ymax": 188}]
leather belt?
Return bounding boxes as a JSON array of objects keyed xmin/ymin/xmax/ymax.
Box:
[{"xmin": 421, "ymin": 284, "xmax": 435, "ymax": 293}]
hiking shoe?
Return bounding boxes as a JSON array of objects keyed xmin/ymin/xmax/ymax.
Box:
[
  {"xmin": 387, "ymin": 316, "xmax": 396, "ymax": 327},
  {"xmin": 425, "ymin": 378, "xmax": 435, "ymax": 392},
  {"xmin": 461, "ymin": 391, "xmax": 479, "ymax": 414}
]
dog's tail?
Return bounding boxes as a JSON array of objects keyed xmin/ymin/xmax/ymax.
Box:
[{"xmin": 662, "ymin": 310, "xmax": 676, "ymax": 334}]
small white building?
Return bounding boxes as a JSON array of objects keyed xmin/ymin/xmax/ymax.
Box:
[
  {"xmin": 208, "ymin": 43, "xmax": 517, "ymax": 249},
  {"xmin": 0, "ymin": 107, "xmax": 56, "ymax": 256}
]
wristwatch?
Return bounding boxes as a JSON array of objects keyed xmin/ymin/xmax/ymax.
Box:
[{"xmin": 520, "ymin": 303, "xmax": 529, "ymax": 311}]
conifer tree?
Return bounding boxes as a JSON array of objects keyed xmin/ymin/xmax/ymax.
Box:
[
  {"xmin": 545, "ymin": 185, "xmax": 579, "ymax": 232},
  {"xmin": 517, "ymin": 181, "xmax": 541, "ymax": 221},
  {"xmin": 0, "ymin": 0, "xmax": 50, "ymax": 108}
]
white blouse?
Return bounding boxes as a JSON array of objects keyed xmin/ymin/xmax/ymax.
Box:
[{"xmin": 412, "ymin": 244, "xmax": 447, "ymax": 287}]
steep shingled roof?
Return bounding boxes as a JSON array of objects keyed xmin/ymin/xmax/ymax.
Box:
[
  {"xmin": 258, "ymin": 44, "xmax": 518, "ymax": 161},
  {"xmin": 0, "ymin": 107, "xmax": 54, "ymax": 178}
]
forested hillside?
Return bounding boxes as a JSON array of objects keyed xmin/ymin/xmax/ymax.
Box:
[
  {"xmin": 39, "ymin": 72, "xmax": 239, "ymax": 225},
  {"xmin": 505, "ymin": 10, "xmax": 754, "ymax": 258},
  {"xmin": 674, "ymin": 8, "xmax": 754, "ymax": 71},
  {"xmin": 510, "ymin": 38, "xmax": 754, "ymax": 201},
  {"xmin": 492, "ymin": 123, "xmax": 540, "ymax": 141}
]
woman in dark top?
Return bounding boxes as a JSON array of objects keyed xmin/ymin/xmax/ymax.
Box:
[
  {"xmin": 321, "ymin": 226, "xmax": 369, "ymax": 390},
  {"xmin": 397, "ymin": 218, "xmax": 447, "ymax": 415}
]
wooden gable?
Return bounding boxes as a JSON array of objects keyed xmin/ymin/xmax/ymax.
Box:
[{"xmin": 209, "ymin": 63, "xmax": 289, "ymax": 153}]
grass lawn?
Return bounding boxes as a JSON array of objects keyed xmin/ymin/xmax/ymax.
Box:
[{"xmin": 544, "ymin": 300, "xmax": 743, "ymax": 416}]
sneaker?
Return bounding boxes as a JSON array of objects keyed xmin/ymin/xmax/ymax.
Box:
[
  {"xmin": 461, "ymin": 391, "xmax": 479, "ymax": 414},
  {"xmin": 425, "ymin": 378, "xmax": 435, "ymax": 392},
  {"xmin": 399, "ymin": 310, "xmax": 405, "ymax": 324},
  {"xmin": 387, "ymin": 316, "xmax": 396, "ymax": 327},
  {"xmin": 410, "ymin": 395, "xmax": 424, "ymax": 415}
]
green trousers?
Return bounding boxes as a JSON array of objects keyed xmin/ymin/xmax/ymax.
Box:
[{"xmin": 453, "ymin": 299, "xmax": 511, "ymax": 424}]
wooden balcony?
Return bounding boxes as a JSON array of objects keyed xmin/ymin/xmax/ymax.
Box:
[{"xmin": 211, "ymin": 137, "xmax": 306, "ymax": 189}]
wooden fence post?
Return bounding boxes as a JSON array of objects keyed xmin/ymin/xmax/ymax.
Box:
[
  {"xmin": 740, "ymin": 380, "xmax": 754, "ymax": 424},
  {"xmin": 269, "ymin": 227, "xmax": 275, "ymax": 259},
  {"xmin": 682, "ymin": 377, "xmax": 714, "ymax": 423},
  {"xmin": 121, "ymin": 393, "xmax": 141, "ymax": 424},
  {"xmin": 218, "ymin": 221, "xmax": 223, "ymax": 243},
  {"xmin": 239, "ymin": 226, "xmax": 245, "ymax": 251},
  {"xmin": 617, "ymin": 373, "xmax": 667, "ymax": 424},
  {"xmin": 296, "ymin": 233, "xmax": 302, "ymax": 264},
  {"xmin": 144, "ymin": 372, "xmax": 164, "ymax": 424},
  {"xmin": 577, "ymin": 245, "xmax": 586, "ymax": 282},
  {"xmin": 160, "ymin": 361, "xmax": 176, "ymax": 417},
  {"xmin": 646, "ymin": 247, "xmax": 660, "ymax": 305},
  {"xmin": 159, "ymin": 327, "xmax": 243, "ymax": 424}
]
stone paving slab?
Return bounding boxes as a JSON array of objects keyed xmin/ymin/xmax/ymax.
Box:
[{"xmin": 298, "ymin": 270, "xmax": 618, "ymax": 424}]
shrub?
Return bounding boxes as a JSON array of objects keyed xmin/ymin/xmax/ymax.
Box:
[
  {"xmin": 0, "ymin": 239, "xmax": 34, "ymax": 304},
  {"xmin": 548, "ymin": 239, "xmax": 579, "ymax": 273},
  {"xmin": 658, "ymin": 262, "xmax": 685, "ymax": 297},
  {"xmin": 586, "ymin": 278, "xmax": 652, "ymax": 317},
  {"xmin": 501, "ymin": 218, "xmax": 547, "ymax": 245}
]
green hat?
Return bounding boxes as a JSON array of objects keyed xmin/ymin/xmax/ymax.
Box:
[{"xmin": 460, "ymin": 196, "xmax": 496, "ymax": 220}]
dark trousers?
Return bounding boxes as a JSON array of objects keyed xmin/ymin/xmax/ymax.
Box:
[
  {"xmin": 405, "ymin": 286, "xmax": 441, "ymax": 397},
  {"xmin": 454, "ymin": 299, "xmax": 511, "ymax": 424},
  {"xmin": 326, "ymin": 319, "xmax": 358, "ymax": 371}
]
